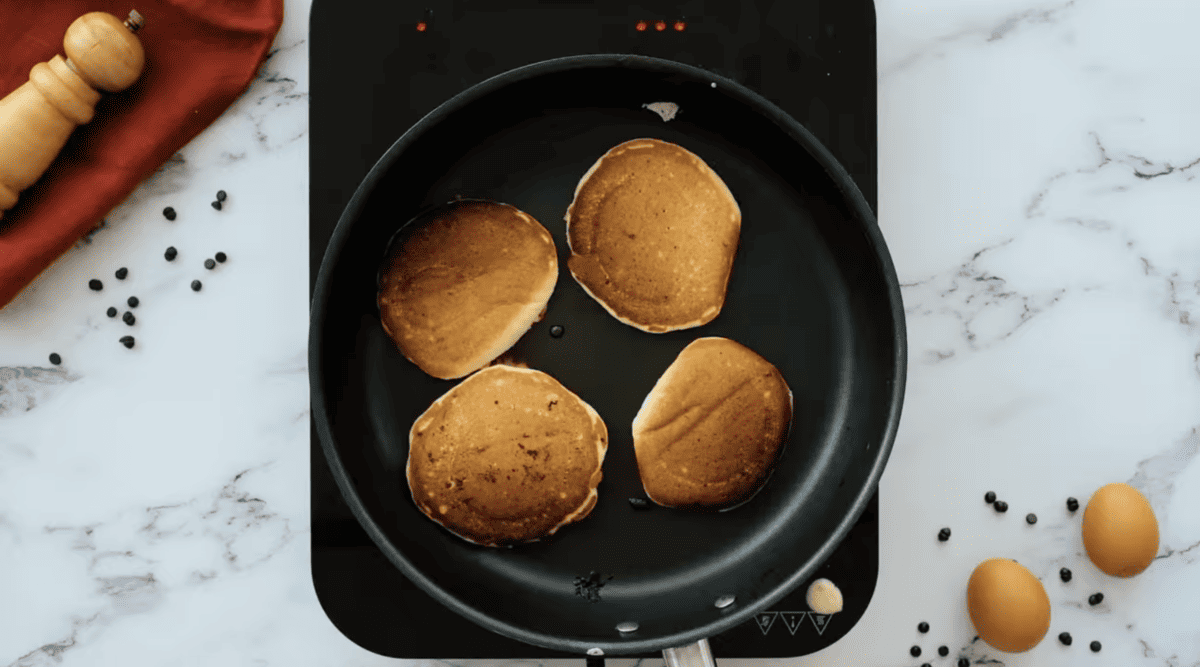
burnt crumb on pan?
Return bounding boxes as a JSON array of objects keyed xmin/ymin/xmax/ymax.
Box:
[
  {"xmin": 642, "ymin": 101, "xmax": 679, "ymax": 121},
  {"xmin": 573, "ymin": 571, "xmax": 613, "ymax": 603}
]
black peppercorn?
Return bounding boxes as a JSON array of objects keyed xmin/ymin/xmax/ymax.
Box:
[
  {"xmin": 1090, "ymin": 641, "xmax": 1101, "ymax": 652},
  {"xmin": 1060, "ymin": 567, "xmax": 1072, "ymax": 582},
  {"xmin": 115, "ymin": 267, "xmax": 128, "ymax": 280},
  {"xmin": 122, "ymin": 311, "xmax": 135, "ymax": 326},
  {"xmin": 165, "ymin": 246, "xmax": 177, "ymax": 261},
  {"xmin": 917, "ymin": 621, "xmax": 929, "ymax": 633},
  {"xmin": 191, "ymin": 280, "xmax": 202, "ymax": 292},
  {"xmin": 938, "ymin": 527, "xmax": 951, "ymax": 542},
  {"xmin": 1059, "ymin": 632, "xmax": 1072, "ymax": 645},
  {"xmin": 910, "ymin": 646, "xmax": 921, "ymax": 657},
  {"xmin": 1067, "ymin": 497, "xmax": 1079, "ymax": 512},
  {"xmin": 88, "ymin": 279, "xmax": 103, "ymax": 291},
  {"xmin": 49, "ymin": 353, "xmax": 61, "ymax": 365},
  {"xmin": 211, "ymin": 200, "xmax": 222, "ymax": 211},
  {"xmin": 921, "ymin": 663, "xmax": 931, "ymax": 667},
  {"xmin": 994, "ymin": 500, "xmax": 1008, "ymax": 513},
  {"xmin": 163, "ymin": 206, "xmax": 176, "ymax": 220},
  {"xmin": 628, "ymin": 497, "xmax": 650, "ymax": 510},
  {"xmin": 984, "ymin": 491, "xmax": 996, "ymax": 504},
  {"xmin": 938, "ymin": 646, "xmax": 949, "ymax": 657},
  {"xmin": 958, "ymin": 660, "xmax": 969, "ymax": 667},
  {"xmin": 215, "ymin": 251, "xmax": 227, "ymax": 263},
  {"xmin": 1026, "ymin": 513, "xmax": 1037, "ymax": 524},
  {"xmin": 1088, "ymin": 592, "xmax": 1103, "ymax": 606},
  {"xmin": 549, "ymin": 325, "xmax": 564, "ymax": 337},
  {"xmin": 127, "ymin": 296, "xmax": 139, "ymax": 308},
  {"xmin": 107, "ymin": 307, "xmax": 118, "ymax": 318},
  {"xmin": 216, "ymin": 190, "xmax": 227, "ymax": 202},
  {"xmin": 204, "ymin": 258, "xmax": 216, "ymax": 270},
  {"xmin": 119, "ymin": 335, "xmax": 135, "ymax": 349}
]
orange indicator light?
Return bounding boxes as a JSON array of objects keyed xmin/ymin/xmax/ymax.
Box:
[
  {"xmin": 674, "ymin": 20, "xmax": 686, "ymax": 31},
  {"xmin": 654, "ymin": 20, "xmax": 666, "ymax": 31},
  {"xmin": 416, "ymin": 21, "xmax": 427, "ymax": 31},
  {"xmin": 635, "ymin": 20, "xmax": 647, "ymax": 31}
]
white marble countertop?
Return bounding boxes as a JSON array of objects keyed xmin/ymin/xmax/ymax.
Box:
[{"xmin": 2, "ymin": 0, "xmax": 1198, "ymax": 665}]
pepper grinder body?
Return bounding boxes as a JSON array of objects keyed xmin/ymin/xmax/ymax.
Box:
[{"xmin": 0, "ymin": 11, "xmax": 144, "ymax": 220}]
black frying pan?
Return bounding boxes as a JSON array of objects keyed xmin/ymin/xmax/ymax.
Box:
[{"xmin": 309, "ymin": 54, "xmax": 905, "ymax": 657}]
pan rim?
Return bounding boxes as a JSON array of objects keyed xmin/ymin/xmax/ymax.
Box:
[{"xmin": 309, "ymin": 52, "xmax": 907, "ymax": 655}]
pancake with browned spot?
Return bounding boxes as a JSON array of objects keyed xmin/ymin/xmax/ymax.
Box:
[
  {"xmin": 632, "ymin": 337, "xmax": 792, "ymax": 510},
  {"xmin": 407, "ymin": 365, "xmax": 608, "ymax": 546},
  {"xmin": 565, "ymin": 138, "xmax": 741, "ymax": 333},
  {"xmin": 378, "ymin": 200, "xmax": 557, "ymax": 380}
]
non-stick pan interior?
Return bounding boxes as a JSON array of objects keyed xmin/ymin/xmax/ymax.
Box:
[{"xmin": 311, "ymin": 55, "xmax": 904, "ymax": 654}]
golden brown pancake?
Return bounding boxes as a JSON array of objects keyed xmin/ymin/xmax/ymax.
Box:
[
  {"xmin": 407, "ymin": 365, "xmax": 608, "ymax": 546},
  {"xmin": 565, "ymin": 138, "xmax": 741, "ymax": 333},
  {"xmin": 631, "ymin": 337, "xmax": 792, "ymax": 510},
  {"xmin": 378, "ymin": 200, "xmax": 558, "ymax": 380}
]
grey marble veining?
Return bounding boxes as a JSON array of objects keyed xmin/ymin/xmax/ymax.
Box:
[{"xmin": 1, "ymin": 0, "xmax": 1198, "ymax": 665}]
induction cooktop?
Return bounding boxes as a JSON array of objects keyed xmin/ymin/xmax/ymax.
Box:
[{"xmin": 309, "ymin": 0, "xmax": 878, "ymax": 658}]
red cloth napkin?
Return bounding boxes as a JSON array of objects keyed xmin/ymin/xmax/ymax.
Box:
[{"xmin": 0, "ymin": 0, "xmax": 283, "ymax": 310}]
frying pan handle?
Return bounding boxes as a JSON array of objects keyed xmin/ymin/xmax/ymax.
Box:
[{"xmin": 662, "ymin": 638, "xmax": 717, "ymax": 667}]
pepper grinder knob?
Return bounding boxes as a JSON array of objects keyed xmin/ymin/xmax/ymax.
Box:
[{"xmin": 0, "ymin": 10, "xmax": 146, "ymax": 220}]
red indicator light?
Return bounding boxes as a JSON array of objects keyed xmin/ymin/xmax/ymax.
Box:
[
  {"xmin": 674, "ymin": 20, "xmax": 686, "ymax": 31},
  {"xmin": 654, "ymin": 20, "xmax": 666, "ymax": 31},
  {"xmin": 635, "ymin": 20, "xmax": 647, "ymax": 31},
  {"xmin": 416, "ymin": 21, "xmax": 427, "ymax": 31}
]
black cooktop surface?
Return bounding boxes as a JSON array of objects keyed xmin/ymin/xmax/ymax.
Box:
[{"xmin": 310, "ymin": 0, "xmax": 878, "ymax": 658}]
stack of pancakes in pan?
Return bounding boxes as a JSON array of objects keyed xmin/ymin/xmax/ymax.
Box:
[{"xmin": 378, "ymin": 138, "xmax": 792, "ymax": 547}]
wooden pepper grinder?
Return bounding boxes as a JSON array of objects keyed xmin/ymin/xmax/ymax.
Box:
[{"xmin": 0, "ymin": 10, "xmax": 145, "ymax": 220}]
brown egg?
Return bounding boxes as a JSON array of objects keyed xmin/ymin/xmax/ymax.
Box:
[
  {"xmin": 967, "ymin": 558, "xmax": 1051, "ymax": 653},
  {"xmin": 1082, "ymin": 482, "xmax": 1159, "ymax": 577}
]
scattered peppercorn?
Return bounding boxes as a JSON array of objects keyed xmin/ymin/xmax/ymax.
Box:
[
  {"xmin": 918, "ymin": 622, "xmax": 929, "ymax": 633},
  {"xmin": 938, "ymin": 527, "xmax": 951, "ymax": 542},
  {"xmin": 993, "ymin": 500, "xmax": 1008, "ymax": 513},
  {"xmin": 127, "ymin": 296, "xmax": 139, "ymax": 308},
  {"xmin": 628, "ymin": 497, "xmax": 650, "ymax": 510},
  {"xmin": 165, "ymin": 246, "xmax": 177, "ymax": 261},
  {"xmin": 49, "ymin": 353, "xmax": 61, "ymax": 365},
  {"xmin": 1059, "ymin": 632, "xmax": 1072, "ymax": 645},
  {"xmin": 1067, "ymin": 497, "xmax": 1079, "ymax": 512},
  {"xmin": 1088, "ymin": 593, "xmax": 1103, "ymax": 606},
  {"xmin": 88, "ymin": 279, "xmax": 103, "ymax": 291},
  {"xmin": 215, "ymin": 251, "xmax": 227, "ymax": 263},
  {"xmin": 191, "ymin": 279, "xmax": 202, "ymax": 292},
  {"xmin": 1026, "ymin": 513, "xmax": 1037, "ymax": 524},
  {"xmin": 984, "ymin": 491, "xmax": 996, "ymax": 504},
  {"xmin": 1090, "ymin": 641, "xmax": 1101, "ymax": 652},
  {"xmin": 910, "ymin": 646, "xmax": 921, "ymax": 657},
  {"xmin": 119, "ymin": 335, "xmax": 135, "ymax": 349},
  {"xmin": 122, "ymin": 311, "xmax": 135, "ymax": 326},
  {"xmin": 958, "ymin": 660, "xmax": 969, "ymax": 667},
  {"xmin": 216, "ymin": 189, "xmax": 227, "ymax": 202},
  {"xmin": 204, "ymin": 258, "xmax": 216, "ymax": 270},
  {"xmin": 211, "ymin": 200, "xmax": 222, "ymax": 211},
  {"xmin": 107, "ymin": 307, "xmax": 118, "ymax": 318},
  {"xmin": 938, "ymin": 646, "xmax": 949, "ymax": 657},
  {"xmin": 163, "ymin": 206, "xmax": 176, "ymax": 220},
  {"xmin": 115, "ymin": 267, "xmax": 128, "ymax": 280},
  {"xmin": 1060, "ymin": 567, "xmax": 1072, "ymax": 582},
  {"xmin": 550, "ymin": 325, "xmax": 565, "ymax": 338},
  {"xmin": 921, "ymin": 663, "xmax": 931, "ymax": 667}
]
